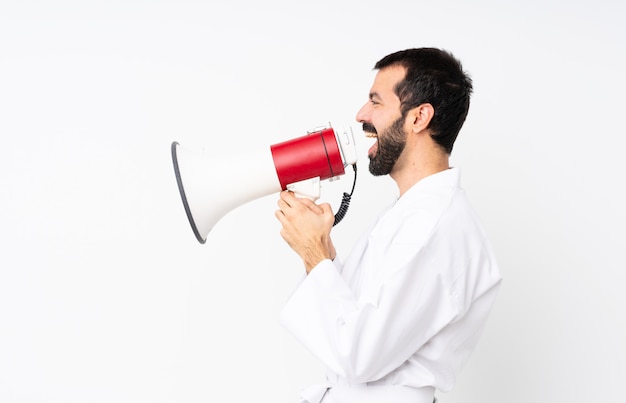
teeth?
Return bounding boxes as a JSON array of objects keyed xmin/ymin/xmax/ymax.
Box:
[{"xmin": 365, "ymin": 133, "xmax": 377, "ymax": 138}]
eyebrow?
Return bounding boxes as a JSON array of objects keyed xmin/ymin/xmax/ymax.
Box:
[{"xmin": 369, "ymin": 92, "xmax": 382, "ymax": 101}]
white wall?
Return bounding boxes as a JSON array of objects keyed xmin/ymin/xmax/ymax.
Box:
[{"xmin": 1, "ymin": 1, "xmax": 624, "ymax": 402}]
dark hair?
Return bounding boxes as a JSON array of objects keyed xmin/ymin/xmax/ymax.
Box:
[{"xmin": 374, "ymin": 48, "xmax": 473, "ymax": 154}]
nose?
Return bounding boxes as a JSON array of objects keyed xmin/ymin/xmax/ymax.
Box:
[{"xmin": 355, "ymin": 102, "xmax": 371, "ymax": 123}]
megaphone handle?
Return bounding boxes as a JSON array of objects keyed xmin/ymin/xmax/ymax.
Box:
[
  {"xmin": 286, "ymin": 177, "xmax": 321, "ymax": 201},
  {"xmin": 285, "ymin": 164, "xmax": 356, "ymax": 225}
]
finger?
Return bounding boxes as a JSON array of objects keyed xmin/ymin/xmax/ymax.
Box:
[
  {"xmin": 282, "ymin": 191, "xmax": 311, "ymax": 213},
  {"xmin": 280, "ymin": 190, "xmax": 296, "ymax": 203},
  {"xmin": 277, "ymin": 198, "xmax": 290, "ymax": 211},
  {"xmin": 298, "ymin": 197, "xmax": 316, "ymax": 207},
  {"xmin": 299, "ymin": 198, "xmax": 324, "ymax": 214},
  {"xmin": 275, "ymin": 209, "xmax": 285, "ymax": 221}
]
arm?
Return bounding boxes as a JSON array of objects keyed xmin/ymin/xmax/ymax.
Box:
[
  {"xmin": 275, "ymin": 190, "xmax": 450, "ymax": 382},
  {"xmin": 278, "ymin": 200, "xmax": 502, "ymax": 384},
  {"xmin": 276, "ymin": 180, "xmax": 502, "ymax": 386},
  {"xmin": 279, "ymin": 253, "xmax": 462, "ymax": 383}
]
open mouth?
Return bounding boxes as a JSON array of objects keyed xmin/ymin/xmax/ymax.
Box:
[{"xmin": 366, "ymin": 132, "xmax": 378, "ymax": 156}]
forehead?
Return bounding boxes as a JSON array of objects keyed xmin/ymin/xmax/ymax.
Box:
[{"xmin": 370, "ymin": 64, "xmax": 406, "ymax": 100}]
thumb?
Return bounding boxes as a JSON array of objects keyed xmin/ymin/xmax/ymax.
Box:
[{"xmin": 318, "ymin": 202, "xmax": 335, "ymax": 216}]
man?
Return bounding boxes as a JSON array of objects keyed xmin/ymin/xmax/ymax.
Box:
[{"xmin": 275, "ymin": 48, "xmax": 502, "ymax": 403}]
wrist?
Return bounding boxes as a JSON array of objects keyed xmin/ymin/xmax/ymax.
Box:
[
  {"xmin": 303, "ymin": 244, "xmax": 331, "ymax": 274},
  {"xmin": 304, "ymin": 256, "xmax": 329, "ymax": 274}
]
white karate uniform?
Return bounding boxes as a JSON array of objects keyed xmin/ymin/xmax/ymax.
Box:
[{"xmin": 280, "ymin": 168, "xmax": 502, "ymax": 403}]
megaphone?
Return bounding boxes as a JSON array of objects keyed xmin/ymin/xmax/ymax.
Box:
[{"xmin": 171, "ymin": 126, "xmax": 358, "ymax": 244}]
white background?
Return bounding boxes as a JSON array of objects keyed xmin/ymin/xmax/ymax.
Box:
[{"xmin": 1, "ymin": 1, "xmax": 625, "ymax": 402}]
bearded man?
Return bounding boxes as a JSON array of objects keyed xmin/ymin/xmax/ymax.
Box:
[{"xmin": 276, "ymin": 48, "xmax": 502, "ymax": 403}]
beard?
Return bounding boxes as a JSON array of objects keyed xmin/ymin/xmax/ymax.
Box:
[{"xmin": 367, "ymin": 116, "xmax": 407, "ymax": 176}]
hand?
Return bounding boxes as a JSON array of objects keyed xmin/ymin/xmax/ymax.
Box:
[{"xmin": 275, "ymin": 191, "xmax": 335, "ymax": 273}]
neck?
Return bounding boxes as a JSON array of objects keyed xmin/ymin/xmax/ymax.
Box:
[{"xmin": 390, "ymin": 144, "xmax": 450, "ymax": 197}]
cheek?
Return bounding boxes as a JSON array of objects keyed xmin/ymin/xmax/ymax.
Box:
[
  {"xmin": 371, "ymin": 113, "xmax": 389, "ymax": 132},
  {"xmin": 374, "ymin": 113, "xmax": 401, "ymax": 134}
]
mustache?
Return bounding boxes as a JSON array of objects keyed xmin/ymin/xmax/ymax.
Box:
[{"xmin": 362, "ymin": 122, "xmax": 377, "ymax": 134}]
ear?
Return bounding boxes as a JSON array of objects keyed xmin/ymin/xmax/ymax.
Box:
[{"xmin": 406, "ymin": 103, "xmax": 434, "ymax": 134}]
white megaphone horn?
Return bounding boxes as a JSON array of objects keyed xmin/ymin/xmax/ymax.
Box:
[{"xmin": 171, "ymin": 125, "xmax": 358, "ymax": 244}]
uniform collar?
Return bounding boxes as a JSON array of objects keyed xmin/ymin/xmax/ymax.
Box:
[{"xmin": 397, "ymin": 167, "xmax": 461, "ymax": 202}]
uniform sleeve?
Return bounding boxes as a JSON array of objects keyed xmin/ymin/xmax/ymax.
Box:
[{"xmin": 279, "ymin": 254, "xmax": 461, "ymax": 384}]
